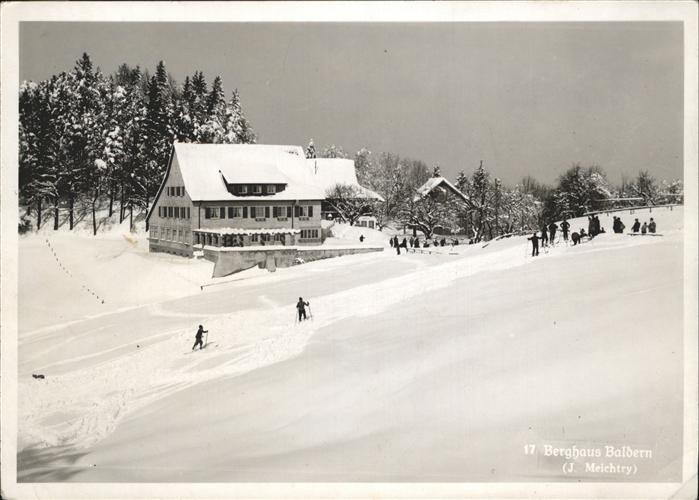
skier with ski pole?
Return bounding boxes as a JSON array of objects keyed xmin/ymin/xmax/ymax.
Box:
[
  {"xmin": 192, "ymin": 324, "xmax": 208, "ymax": 351},
  {"xmin": 296, "ymin": 297, "xmax": 310, "ymax": 322}
]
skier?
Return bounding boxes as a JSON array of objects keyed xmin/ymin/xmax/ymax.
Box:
[
  {"xmin": 192, "ymin": 325, "xmax": 208, "ymax": 351},
  {"xmin": 359, "ymin": 234, "xmax": 365, "ymax": 243},
  {"xmin": 527, "ymin": 232, "xmax": 540, "ymax": 256},
  {"xmin": 540, "ymin": 226, "xmax": 548, "ymax": 247},
  {"xmin": 588, "ymin": 216, "xmax": 595, "ymax": 237},
  {"xmin": 641, "ymin": 222, "xmax": 648, "ymax": 234},
  {"xmin": 561, "ymin": 219, "xmax": 570, "ymax": 241},
  {"xmin": 649, "ymin": 218, "xmax": 656, "ymax": 233},
  {"xmin": 296, "ymin": 297, "xmax": 310, "ymax": 322},
  {"xmin": 548, "ymin": 222, "xmax": 558, "ymax": 245},
  {"xmin": 394, "ymin": 235, "xmax": 401, "ymax": 255}
]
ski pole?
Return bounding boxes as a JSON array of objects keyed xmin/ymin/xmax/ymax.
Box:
[
  {"xmin": 308, "ymin": 304, "xmax": 313, "ymax": 320},
  {"xmin": 205, "ymin": 330, "xmax": 208, "ymax": 348}
]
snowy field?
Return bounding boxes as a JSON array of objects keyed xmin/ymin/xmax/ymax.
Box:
[{"xmin": 17, "ymin": 207, "xmax": 684, "ymax": 482}]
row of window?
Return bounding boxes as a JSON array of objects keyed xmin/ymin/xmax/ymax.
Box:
[
  {"xmin": 159, "ymin": 206, "xmax": 191, "ymax": 219},
  {"xmin": 167, "ymin": 186, "xmax": 185, "ymax": 197},
  {"xmin": 151, "ymin": 225, "xmax": 190, "ymax": 243},
  {"xmin": 205, "ymin": 205, "xmax": 314, "ymax": 220},
  {"xmin": 300, "ymin": 229, "xmax": 320, "ymax": 239},
  {"xmin": 232, "ymin": 184, "xmax": 277, "ymax": 195}
]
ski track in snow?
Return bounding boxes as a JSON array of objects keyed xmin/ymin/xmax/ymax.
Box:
[{"xmin": 18, "ymin": 223, "xmax": 679, "ymax": 452}]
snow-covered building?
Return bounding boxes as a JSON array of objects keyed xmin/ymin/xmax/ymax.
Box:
[
  {"xmin": 147, "ymin": 143, "xmax": 377, "ymax": 257},
  {"xmin": 414, "ymin": 176, "xmax": 469, "ymax": 204}
]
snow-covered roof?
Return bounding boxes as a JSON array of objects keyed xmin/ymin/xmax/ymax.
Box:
[
  {"xmin": 173, "ymin": 143, "xmax": 325, "ymax": 202},
  {"xmin": 414, "ymin": 176, "xmax": 469, "ymax": 203},
  {"xmin": 307, "ymin": 158, "xmax": 383, "ymax": 201},
  {"xmin": 158, "ymin": 143, "xmax": 382, "ymax": 205}
]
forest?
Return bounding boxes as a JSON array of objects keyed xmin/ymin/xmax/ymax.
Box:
[{"xmin": 19, "ymin": 54, "xmax": 683, "ymax": 240}]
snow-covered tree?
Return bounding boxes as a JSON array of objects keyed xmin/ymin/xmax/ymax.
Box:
[
  {"xmin": 398, "ymin": 190, "xmax": 460, "ymax": 239},
  {"xmin": 552, "ymin": 164, "xmax": 611, "ymax": 218},
  {"xmin": 320, "ymin": 144, "xmax": 349, "ymax": 159},
  {"xmin": 305, "ymin": 139, "xmax": 317, "ymax": 159},
  {"xmin": 325, "ymin": 184, "xmax": 373, "ymax": 226},
  {"xmin": 630, "ymin": 170, "xmax": 660, "ymax": 206},
  {"xmin": 432, "ymin": 165, "xmax": 441, "ymax": 177},
  {"xmin": 222, "ymin": 89, "xmax": 256, "ymax": 144}
]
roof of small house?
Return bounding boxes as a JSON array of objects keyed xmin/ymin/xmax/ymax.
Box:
[{"xmin": 414, "ymin": 176, "xmax": 470, "ymax": 203}]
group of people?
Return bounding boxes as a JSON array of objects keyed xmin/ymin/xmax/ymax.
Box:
[
  {"xmin": 389, "ymin": 235, "xmax": 460, "ymax": 254},
  {"xmin": 631, "ymin": 217, "xmax": 657, "ymax": 234},
  {"xmin": 527, "ymin": 214, "xmax": 660, "ymax": 256}
]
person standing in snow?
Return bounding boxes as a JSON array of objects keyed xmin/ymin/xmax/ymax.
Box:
[
  {"xmin": 540, "ymin": 226, "xmax": 548, "ymax": 247},
  {"xmin": 588, "ymin": 216, "xmax": 594, "ymax": 237},
  {"xmin": 359, "ymin": 234, "xmax": 365, "ymax": 243},
  {"xmin": 401, "ymin": 237, "xmax": 408, "ymax": 249},
  {"xmin": 561, "ymin": 219, "xmax": 570, "ymax": 241},
  {"xmin": 528, "ymin": 233, "xmax": 540, "ymax": 256},
  {"xmin": 414, "ymin": 237, "xmax": 420, "ymax": 248},
  {"xmin": 389, "ymin": 237, "xmax": 394, "ymax": 247},
  {"xmin": 296, "ymin": 297, "xmax": 310, "ymax": 322},
  {"xmin": 571, "ymin": 231, "xmax": 581, "ymax": 246},
  {"xmin": 192, "ymin": 325, "xmax": 208, "ymax": 351},
  {"xmin": 548, "ymin": 222, "xmax": 558, "ymax": 245},
  {"xmin": 409, "ymin": 236, "xmax": 414, "ymax": 247},
  {"xmin": 641, "ymin": 222, "xmax": 648, "ymax": 234},
  {"xmin": 394, "ymin": 236, "xmax": 401, "ymax": 255},
  {"xmin": 649, "ymin": 218, "xmax": 657, "ymax": 233},
  {"xmin": 632, "ymin": 218, "xmax": 640, "ymax": 233}
]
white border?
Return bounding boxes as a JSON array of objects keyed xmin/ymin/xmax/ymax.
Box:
[{"xmin": 1, "ymin": 2, "xmax": 697, "ymax": 499}]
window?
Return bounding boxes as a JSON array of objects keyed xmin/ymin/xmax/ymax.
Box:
[
  {"xmin": 265, "ymin": 206, "xmax": 270, "ymax": 218},
  {"xmin": 167, "ymin": 206, "xmax": 173, "ymax": 218},
  {"xmin": 178, "ymin": 187, "xmax": 183, "ymax": 196},
  {"xmin": 295, "ymin": 206, "xmax": 311, "ymax": 217},
  {"xmin": 228, "ymin": 207, "xmax": 241, "ymax": 218},
  {"xmin": 273, "ymin": 206, "xmax": 280, "ymax": 218},
  {"xmin": 205, "ymin": 207, "xmax": 219, "ymax": 219},
  {"xmin": 273, "ymin": 233, "xmax": 281, "ymax": 241},
  {"xmin": 174, "ymin": 207, "xmax": 180, "ymax": 218},
  {"xmin": 220, "ymin": 207, "xmax": 226, "ymax": 220},
  {"xmin": 158, "ymin": 207, "xmax": 162, "ymax": 217},
  {"xmin": 239, "ymin": 185, "xmax": 248, "ymax": 194},
  {"xmin": 266, "ymin": 185, "xmax": 276, "ymax": 194},
  {"xmin": 287, "ymin": 206, "xmax": 292, "ymax": 218},
  {"xmin": 187, "ymin": 207, "xmax": 190, "ymax": 219},
  {"xmin": 251, "ymin": 234, "xmax": 259, "ymax": 242},
  {"xmin": 253, "ymin": 185, "xmax": 262, "ymax": 194},
  {"xmin": 300, "ymin": 229, "xmax": 319, "ymax": 239},
  {"xmin": 167, "ymin": 187, "xmax": 171, "ymax": 196},
  {"xmin": 243, "ymin": 207, "xmax": 248, "ymax": 218},
  {"xmin": 250, "ymin": 206, "xmax": 256, "ymax": 218},
  {"xmin": 166, "ymin": 228, "xmax": 171, "ymax": 240}
]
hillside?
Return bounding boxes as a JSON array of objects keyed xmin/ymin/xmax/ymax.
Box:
[{"xmin": 17, "ymin": 206, "xmax": 685, "ymax": 482}]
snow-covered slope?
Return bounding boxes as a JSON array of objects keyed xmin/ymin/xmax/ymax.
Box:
[{"xmin": 17, "ymin": 206, "xmax": 685, "ymax": 482}]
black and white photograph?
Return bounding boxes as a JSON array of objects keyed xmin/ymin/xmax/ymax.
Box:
[{"xmin": 1, "ymin": 2, "xmax": 697, "ymax": 498}]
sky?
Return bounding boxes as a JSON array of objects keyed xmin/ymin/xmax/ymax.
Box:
[{"xmin": 19, "ymin": 22, "xmax": 684, "ymax": 186}]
